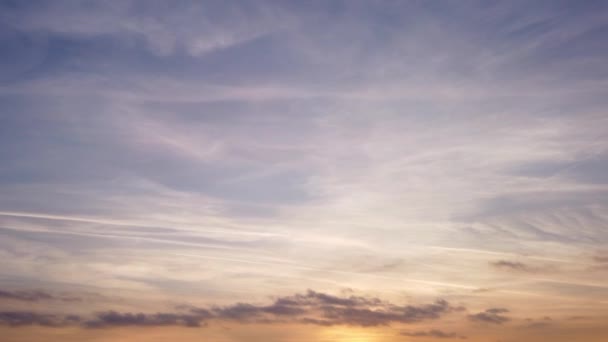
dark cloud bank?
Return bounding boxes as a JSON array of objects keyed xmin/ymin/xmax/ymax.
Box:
[{"xmin": 0, "ymin": 289, "xmax": 465, "ymax": 329}]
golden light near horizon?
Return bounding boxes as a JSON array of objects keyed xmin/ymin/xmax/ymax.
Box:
[{"xmin": 319, "ymin": 326, "xmax": 385, "ymax": 342}]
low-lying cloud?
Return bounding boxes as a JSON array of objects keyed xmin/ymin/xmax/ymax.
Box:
[
  {"xmin": 0, "ymin": 289, "xmax": 464, "ymax": 328},
  {"xmin": 0, "ymin": 289, "xmax": 81, "ymax": 302},
  {"xmin": 0, "ymin": 311, "xmax": 81, "ymax": 327},
  {"xmin": 400, "ymin": 329, "xmax": 466, "ymax": 339},
  {"xmin": 85, "ymin": 311, "xmax": 207, "ymax": 328},
  {"xmin": 209, "ymin": 290, "xmax": 463, "ymax": 327},
  {"xmin": 468, "ymin": 308, "xmax": 510, "ymax": 324}
]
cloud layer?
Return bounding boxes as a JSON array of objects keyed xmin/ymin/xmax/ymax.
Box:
[
  {"xmin": 1, "ymin": 1, "xmax": 608, "ymax": 341},
  {"xmin": 468, "ymin": 308, "xmax": 511, "ymax": 325},
  {"xmin": 0, "ymin": 289, "xmax": 462, "ymax": 329}
]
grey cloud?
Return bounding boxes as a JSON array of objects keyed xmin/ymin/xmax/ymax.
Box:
[
  {"xmin": 0, "ymin": 309, "xmax": 208, "ymax": 329},
  {"xmin": 210, "ymin": 290, "xmax": 462, "ymax": 327},
  {"xmin": 490, "ymin": 260, "xmax": 534, "ymax": 272},
  {"xmin": 0, "ymin": 311, "xmax": 80, "ymax": 327},
  {"xmin": 0, "ymin": 290, "xmax": 52, "ymax": 301},
  {"xmin": 281, "ymin": 289, "xmax": 383, "ymax": 307},
  {"xmin": 468, "ymin": 308, "xmax": 510, "ymax": 324},
  {"xmin": 212, "ymin": 302, "xmax": 305, "ymax": 321},
  {"xmin": 212, "ymin": 289, "xmax": 381, "ymax": 323},
  {"xmin": 486, "ymin": 308, "xmax": 509, "ymax": 314},
  {"xmin": 85, "ymin": 311, "xmax": 206, "ymax": 328},
  {"xmin": 0, "ymin": 289, "xmax": 463, "ymax": 329},
  {"xmin": 401, "ymin": 329, "xmax": 466, "ymax": 339},
  {"xmin": 0, "ymin": 289, "xmax": 81, "ymax": 302},
  {"xmin": 317, "ymin": 299, "xmax": 458, "ymax": 327}
]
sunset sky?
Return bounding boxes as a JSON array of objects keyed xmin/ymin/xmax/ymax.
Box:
[{"xmin": 1, "ymin": 1, "xmax": 608, "ymax": 341}]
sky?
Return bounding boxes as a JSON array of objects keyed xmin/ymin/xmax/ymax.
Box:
[{"xmin": 1, "ymin": 1, "xmax": 608, "ymax": 341}]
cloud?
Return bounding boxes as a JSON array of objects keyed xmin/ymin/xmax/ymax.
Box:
[
  {"xmin": 85, "ymin": 311, "xmax": 207, "ymax": 328},
  {"xmin": 468, "ymin": 308, "xmax": 511, "ymax": 324},
  {"xmin": 0, "ymin": 0, "xmax": 294, "ymax": 57},
  {"xmin": 0, "ymin": 289, "xmax": 81, "ymax": 302},
  {"xmin": 276, "ymin": 290, "xmax": 383, "ymax": 308},
  {"xmin": 1, "ymin": 2, "xmax": 607, "ymax": 339},
  {"xmin": 0, "ymin": 311, "xmax": 80, "ymax": 327},
  {"xmin": 210, "ymin": 290, "xmax": 463, "ymax": 327},
  {"xmin": 317, "ymin": 299, "xmax": 459, "ymax": 327},
  {"xmin": 400, "ymin": 329, "xmax": 466, "ymax": 339},
  {"xmin": 213, "ymin": 302, "xmax": 305, "ymax": 321},
  {"xmin": 0, "ymin": 289, "xmax": 463, "ymax": 329},
  {"xmin": 490, "ymin": 260, "xmax": 534, "ymax": 272}
]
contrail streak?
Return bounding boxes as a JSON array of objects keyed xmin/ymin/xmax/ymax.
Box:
[{"xmin": 0, "ymin": 211, "xmax": 282, "ymax": 237}]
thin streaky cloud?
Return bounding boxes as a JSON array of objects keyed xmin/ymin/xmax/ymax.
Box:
[{"xmin": 0, "ymin": 211, "xmax": 284, "ymax": 237}]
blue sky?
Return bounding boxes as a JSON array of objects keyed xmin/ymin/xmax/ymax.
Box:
[{"xmin": 1, "ymin": 1, "xmax": 608, "ymax": 341}]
